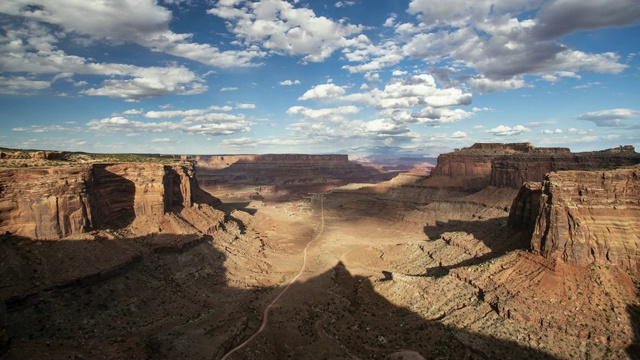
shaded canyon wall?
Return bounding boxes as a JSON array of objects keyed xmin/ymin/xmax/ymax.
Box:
[{"xmin": 0, "ymin": 162, "xmax": 220, "ymax": 240}]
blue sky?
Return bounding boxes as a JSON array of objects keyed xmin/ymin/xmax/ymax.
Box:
[{"xmin": 1, "ymin": 0, "xmax": 639, "ymax": 156}]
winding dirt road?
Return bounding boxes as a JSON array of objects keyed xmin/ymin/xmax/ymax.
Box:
[{"xmin": 221, "ymin": 196, "xmax": 325, "ymax": 360}]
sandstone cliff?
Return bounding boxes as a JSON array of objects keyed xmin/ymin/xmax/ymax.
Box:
[
  {"xmin": 193, "ymin": 154, "xmax": 394, "ymax": 201},
  {"xmin": 509, "ymin": 167, "xmax": 640, "ymax": 272},
  {"xmin": 430, "ymin": 143, "xmax": 567, "ymax": 190},
  {"xmin": 193, "ymin": 154, "xmax": 381, "ymax": 184},
  {"xmin": 491, "ymin": 145, "xmax": 640, "ymax": 188},
  {"xmin": 0, "ymin": 162, "xmax": 222, "ymax": 240}
]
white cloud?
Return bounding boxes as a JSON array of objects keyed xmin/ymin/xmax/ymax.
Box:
[
  {"xmin": 220, "ymin": 137, "xmax": 259, "ymax": 148},
  {"xmin": 122, "ymin": 109, "xmax": 144, "ymax": 116},
  {"xmin": 383, "ymin": 14, "xmax": 397, "ymax": 28},
  {"xmin": 487, "ymin": 125, "xmax": 531, "ymax": 136},
  {"xmin": 335, "ymin": 1, "xmax": 356, "ymax": 8},
  {"xmin": 402, "ymin": 1, "xmax": 630, "ymax": 90},
  {"xmin": 298, "ymin": 83, "xmax": 346, "ymax": 100},
  {"xmin": 400, "ymin": 107, "xmax": 474, "ymax": 125},
  {"xmin": 279, "ymin": 79, "xmax": 301, "ymax": 86},
  {"xmin": 374, "ymin": 74, "xmax": 472, "ymax": 108},
  {"xmin": 208, "ymin": 0, "xmax": 363, "ymax": 62},
  {"xmin": 220, "ymin": 87, "xmax": 239, "ymax": 91},
  {"xmin": 451, "ymin": 131, "xmax": 467, "ymax": 138},
  {"xmin": 0, "ymin": 0, "xmax": 264, "ymax": 68},
  {"xmin": 11, "ymin": 124, "xmax": 85, "ymax": 133},
  {"xmin": 364, "ymin": 119, "xmax": 411, "ymax": 135},
  {"xmin": 364, "ymin": 72, "xmax": 380, "ymax": 82},
  {"xmin": 577, "ymin": 108, "xmax": 640, "ymax": 127},
  {"xmin": 468, "ymin": 76, "xmax": 530, "ymax": 93},
  {"xmin": 541, "ymin": 128, "xmax": 563, "ymax": 134},
  {"xmin": 236, "ymin": 103, "xmax": 256, "ymax": 109},
  {"xmin": 151, "ymin": 138, "xmax": 173, "ymax": 143},
  {"xmin": 0, "ymin": 76, "xmax": 50, "ymax": 94},
  {"xmin": 287, "ymin": 105, "xmax": 360, "ymax": 122},
  {"xmin": 573, "ymin": 82, "xmax": 601, "ymax": 89},
  {"xmin": 87, "ymin": 111, "xmax": 252, "ymax": 136},
  {"xmin": 145, "ymin": 109, "xmax": 209, "ymax": 119},
  {"xmin": 0, "ymin": 21, "xmax": 207, "ymax": 100}
]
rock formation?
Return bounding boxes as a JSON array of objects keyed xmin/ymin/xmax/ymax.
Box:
[
  {"xmin": 193, "ymin": 154, "xmax": 384, "ymax": 185},
  {"xmin": 491, "ymin": 145, "xmax": 640, "ymax": 188},
  {"xmin": 0, "ymin": 162, "xmax": 222, "ymax": 240},
  {"xmin": 509, "ymin": 167, "xmax": 640, "ymax": 272},
  {"xmin": 431, "ymin": 143, "xmax": 640, "ymax": 190},
  {"xmin": 429, "ymin": 143, "xmax": 564, "ymax": 191}
]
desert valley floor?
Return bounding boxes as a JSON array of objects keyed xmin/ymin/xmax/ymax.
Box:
[{"xmin": 1, "ymin": 145, "xmax": 639, "ymax": 359}]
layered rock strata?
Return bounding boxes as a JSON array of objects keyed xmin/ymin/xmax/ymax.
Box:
[
  {"xmin": 491, "ymin": 145, "xmax": 640, "ymax": 188},
  {"xmin": 0, "ymin": 162, "xmax": 221, "ymax": 240},
  {"xmin": 432, "ymin": 143, "xmax": 640, "ymax": 190},
  {"xmin": 430, "ymin": 143, "xmax": 568, "ymax": 191},
  {"xmin": 192, "ymin": 155, "xmax": 394, "ymax": 202},
  {"xmin": 509, "ymin": 167, "xmax": 640, "ymax": 271}
]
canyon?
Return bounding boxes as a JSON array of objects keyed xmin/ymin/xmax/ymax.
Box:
[{"xmin": 1, "ymin": 144, "xmax": 639, "ymax": 359}]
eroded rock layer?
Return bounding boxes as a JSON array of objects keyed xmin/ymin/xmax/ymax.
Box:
[
  {"xmin": 431, "ymin": 143, "xmax": 569, "ymax": 190},
  {"xmin": 491, "ymin": 145, "xmax": 640, "ymax": 188},
  {"xmin": 432, "ymin": 143, "xmax": 640, "ymax": 190},
  {"xmin": 0, "ymin": 162, "xmax": 221, "ymax": 240},
  {"xmin": 193, "ymin": 154, "xmax": 386, "ymax": 186},
  {"xmin": 509, "ymin": 167, "xmax": 640, "ymax": 271}
]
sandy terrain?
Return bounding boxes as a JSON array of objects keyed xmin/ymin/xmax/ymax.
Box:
[{"xmin": 2, "ymin": 178, "xmax": 639, "ymax": 359}]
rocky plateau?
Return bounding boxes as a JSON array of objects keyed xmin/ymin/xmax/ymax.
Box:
[{"xmin": 1, "ymin": 144, "xmax": 639, "ymax": 359}]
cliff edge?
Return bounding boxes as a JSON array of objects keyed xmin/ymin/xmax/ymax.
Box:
[
  {"xmin": 0, "ymin": 162, "xmax": 222, "ymax": 240},
  {"xmin": 509, "ymin": 166, "xmax": 640, "ymax": 272}
]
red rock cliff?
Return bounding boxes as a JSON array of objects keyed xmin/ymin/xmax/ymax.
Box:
[
  {"xmin": 491, "ymin": 145, "xmax": 640, "ymax": 188},
  {"xmin": 432, "ymin": 143, "xmax": 554, "ymax": 178},
  {"xmin": 194, "ymin": 154, "xmax": 381, "ymax": 186},
  {"xmin": 0, "ymin": 162, "xmax": 221, "ymax": 240},
  {"xmin": 509, "ymin": 167, "xmax": 640, "ymax": 272}
]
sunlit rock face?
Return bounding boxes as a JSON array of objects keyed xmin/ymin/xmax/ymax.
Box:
[
  {"xmin": 491, "ymin": 145, "xmax": 640, "ymax": 189},
  {"xmin": 0, "ymin": 162, "xmax": 221, "ymax": 240},
  {"xmin": 509, "ymin": 167, "xmax": 640, "ymax": 272}
]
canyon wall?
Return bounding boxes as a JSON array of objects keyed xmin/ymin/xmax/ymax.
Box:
[
  {"xmin": 429, "ymin": 143, "xmax": 561, "ymax": 190},
  {"xmin": 193, "ymin": 154, "xmax": 386, "ymax": 187},
  {"xmin": 491, "ymin": 145, "xmax": 640, "ymax": 188},
  {"xmin": 509, "ymin": 167, "xmax": 640, "ymax": 271},
  {"xmin": 0, "ymin": 162, "xmax": 221, "ymax": 240}
]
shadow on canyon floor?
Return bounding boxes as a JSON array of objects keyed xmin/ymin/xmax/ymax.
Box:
[
  {"xmin": 419, "ymin": 218, "xmax": 530, "ymax": 278},
  {"xmin": 1, "ymin": 231, "xmax": 558, "ymax": 359}
]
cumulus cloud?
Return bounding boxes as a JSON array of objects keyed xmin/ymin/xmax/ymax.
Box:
[
  {"xmin": 373, "ymin": 74, "xmax": 472, "ymax": 108},
  {"xmin": 533, "ymin": 0, "xmax": 640, "ymax": 40},
  {"xmin": 402, "ymin": 0, "xmax": 631, "ymax": 91},
  {"xmin": 11, "ymin": 124, "xmax": 86, "ymax": 133},
  {"xmin": 236, "ymin": 103, "xmax": 256, "ymax": 109},
  {"xmin": 287, "ymin": 105, "xmax": 360, "ymax": 122},
  {"xmin": 221, "ymin": 137, "xmax": 259, "ymax": 148},
  {"xmin": 0, "ymin": 76, "xmax": 50, "ymax": 94},
  {"xmin": 0, "ymin": 20, "xmax": 207, "ymax": 99},
  {"xmin": 279, "ymin": 79, "xmax": 301, "ymax": 86},
  {"xmin": 298, "ymin": 83, "xmax": 346, "ymax": 100},
  {"xmin": 487, "ymin": 125, "xmax": 531, "ymax": 136},
  {"xmin": 87, "ymin": 110, "xmax": 252, "ymax": 136},
  {"xmin": 576, "ymin": 108, "xmax": 640, "ymax": 127},
  {"xmin": 208, "ymin": 0, "xmax": 363, "ymax": 62},
  {"xmin": 151, "ymin": 138, "xmax": 173, "ymax": 143},
  {"xmin": 468, "ymin": 76, "xmax": 530, "ymax": 93},
  {"xmin": 0, "ymin": 0, "xmax": 264, "ymax": 68}
]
